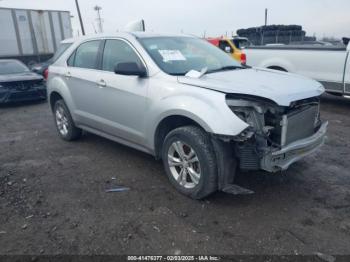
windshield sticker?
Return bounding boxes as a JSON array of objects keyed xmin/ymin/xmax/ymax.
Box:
[{"xmin": 158, "ymin": 50, "xmax": 186, "ymax": 62}]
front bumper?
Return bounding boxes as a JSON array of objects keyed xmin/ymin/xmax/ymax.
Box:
[
  {"xmin": 261, "ymin": 121, "xmax": 328, "ymax": 172},
  {"xmin": 0, "ymin": 85, "xmax": 47, "ymax": 104}
]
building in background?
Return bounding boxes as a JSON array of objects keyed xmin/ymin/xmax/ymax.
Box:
[{"xmin": 0, "ymin": 7, "xmax": 72, "ymax": 65}]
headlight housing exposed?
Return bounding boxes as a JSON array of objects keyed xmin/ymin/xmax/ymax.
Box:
[
  {"xmin": 227, "ymin": 99, "xmax": 266, "ymax": 129},
  {"xmin": 225, "ymin": 96, "xmax": 283, "ymax": 141}
]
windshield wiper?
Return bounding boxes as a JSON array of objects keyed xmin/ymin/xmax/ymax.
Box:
[{"xmin": 205, "ymin": 65, "xmax": 245, "ymax": 75}]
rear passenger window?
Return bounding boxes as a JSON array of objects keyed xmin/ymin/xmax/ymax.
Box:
[
  {"xmin": 72, "ymin": 41, "xmax": 101, "ymax": 69},
  {"xmin": 102, "ymin": 39, "xmax": 143, "ymax": 72}
]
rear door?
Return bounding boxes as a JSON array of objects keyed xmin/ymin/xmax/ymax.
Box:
[{"xmin": 65, "ymin": 40, "xmax": 104, "ymax": 126}]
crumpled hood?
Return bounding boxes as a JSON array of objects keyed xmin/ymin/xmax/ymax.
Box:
[
  {"xmin": 177, "ymin": 68, "xmax": 324, "ymax": 106},
  {"xmin": 0, "ymin": 72, "xmax": 43, "ymax": 83}
]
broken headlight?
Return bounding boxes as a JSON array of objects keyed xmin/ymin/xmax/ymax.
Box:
[{"xmin": 227, "ymin": 99, "xmax": 265, "ymax": 129}]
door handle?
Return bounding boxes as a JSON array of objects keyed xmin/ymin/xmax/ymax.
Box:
[
  {"xmin": 97, "ymin": 79, "xmax": 106, "ymax": 88},
  {"xmin": 64, "ymin": 72, "xmax": 71, "ymax": 79}
]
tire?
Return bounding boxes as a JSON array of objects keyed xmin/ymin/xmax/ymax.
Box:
[
  {"xmin": 53, "ymin": 99, "xmax": 82, "ymax": 141},
  {"xmin": 161, "ymin": 126, "xmax": 217, "ymax": 199}
]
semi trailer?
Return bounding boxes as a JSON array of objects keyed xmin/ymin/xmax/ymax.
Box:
[{"xmin": 0, "ymin": 7, "xmax": 72, "ymax": 66}]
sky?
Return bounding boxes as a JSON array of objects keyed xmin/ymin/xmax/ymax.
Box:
[{"xmin": 0, "ymin": 0, "xmax": 349, "ymax": 39}]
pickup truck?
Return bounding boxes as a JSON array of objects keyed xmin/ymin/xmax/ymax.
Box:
[{"xmin": 244, "ymin": 38, "xmax": 350, "ymax": 96}]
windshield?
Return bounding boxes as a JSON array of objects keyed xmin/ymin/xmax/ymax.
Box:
[
  {"xmin": 50, "ymin": 42, "xmax": 73, "ymax": 62},
  {"xmin": 0, "ymin": 60, "xmax": 29, "ymax": 75},
  {"xmin": 138, "ymin": 36, "xmax": 242, "ymax": 75}
]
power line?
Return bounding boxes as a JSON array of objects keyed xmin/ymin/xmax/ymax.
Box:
[{"xmin": 75, "ymin": 0, "xmax": 85, "ymax": 35}]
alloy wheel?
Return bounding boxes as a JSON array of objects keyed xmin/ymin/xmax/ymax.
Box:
[
  {"xmin": 55, "ymin": 105, "xmax": 69, "ymax": 136},
  {"xmin": 167, "ymin": 141, "xmax": 201, "ymax": 189}
]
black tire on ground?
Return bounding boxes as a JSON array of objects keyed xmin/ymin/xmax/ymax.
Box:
[
  {"xmin": 53, "ymin": 99, "xmax": 82, "ymax": 141},
  {"xmin": 161, "ymin": 126, "xmax": 217, "ymax": 199}
]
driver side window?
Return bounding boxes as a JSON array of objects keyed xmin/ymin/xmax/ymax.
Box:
[{"xmin": 102, "ymin": 39, "xmax": 143, "ymax": 72}]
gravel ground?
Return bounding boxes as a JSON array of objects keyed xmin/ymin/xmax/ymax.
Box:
[{"xmin": 0, "ymin": 94, "xmax": 349, "ymax": 255}]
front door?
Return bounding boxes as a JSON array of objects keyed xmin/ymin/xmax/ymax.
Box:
[{"xmin": 93, "ymin": 39, "xmax": 149, "ymax": 145}]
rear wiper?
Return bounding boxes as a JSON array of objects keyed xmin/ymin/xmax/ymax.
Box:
[{"xmin": 205, "ymin": 65, "xmax": 245, "ymax": 75}]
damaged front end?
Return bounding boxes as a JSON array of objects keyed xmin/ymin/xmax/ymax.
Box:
[
  {"xmin": 225, "ymin": 94, "xmax": 328, "ymax": 172},
  {"xmin": 0, "ymin": 79, "xmax": 46, "ymax": 104}
]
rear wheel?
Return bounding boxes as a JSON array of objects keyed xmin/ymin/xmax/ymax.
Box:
[
  {"xmin": 53, "ymin": 99, "xmax": 82, "ymax": 141},
  {"xmin": 161, "ymin": 126, "xmax": 217, "ymax": 199}
]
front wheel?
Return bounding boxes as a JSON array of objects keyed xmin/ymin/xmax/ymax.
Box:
[
  {"xmin": 53, "ymin": 99, "xmax": 82, "ymax": 141},
  {"xmin": 161, "ymin": 126, "xmax": 217, "ymax": 199}
]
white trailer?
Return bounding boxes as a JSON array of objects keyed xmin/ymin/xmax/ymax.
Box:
[{"xmin": 0, "ymin": 7, "xmax": 72, "ymax": 65}]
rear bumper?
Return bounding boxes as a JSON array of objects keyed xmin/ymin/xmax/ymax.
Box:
[
  {"xmin": 0, "ymin": 85, "xmax": 47, "ymax": 104},
  {"xmin": 261, "ymin": 121, "xmax": 328, "ymax": 172}
]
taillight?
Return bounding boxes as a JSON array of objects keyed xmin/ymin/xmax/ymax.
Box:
[
  {"xmin": 43, "ymin": 68, "xmax": 49, "ymax": 80},
  {"xmin": 241, "ymin": 53, "xmax": 247, "ymax": 64}
]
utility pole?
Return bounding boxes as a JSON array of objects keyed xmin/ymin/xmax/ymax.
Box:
[
  {"xmin": 261, "ymin": 8, "xmax": 268, "ymax": 45},
  {"xmin": 94, "ymin": 5, "xmax": 103, "ymax": 33},
  {"xmin": 75, "ymin": 0, "xmax": 85, "ymax": 35}
]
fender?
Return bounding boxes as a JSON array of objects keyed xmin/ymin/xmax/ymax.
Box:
[{"xmin": 145, "ymin": 92, "xmax": 249, "ymax": 150}]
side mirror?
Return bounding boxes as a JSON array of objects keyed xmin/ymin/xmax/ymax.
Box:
[{"xmin": 114, "ymin": 62, "xmax": 147, "ymax": 77}]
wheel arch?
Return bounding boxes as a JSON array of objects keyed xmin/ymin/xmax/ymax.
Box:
[
  {"xmin": 258, "ymin": 57, "xmax": 294, "ymax": 73},
  {"xmin": 49, "ymin": 91, "xmax": 64, "ymax": 111},
  {"xmin": 267, "ymin": 66, "xmax": 288, "ymax": 72},
  {"xmin": 153, "ymin": 114, "xmax": 209, "ymax": 159},
  {"xmin": 47, "ymin": 76, "xmax": 76, "ymax": 116}
]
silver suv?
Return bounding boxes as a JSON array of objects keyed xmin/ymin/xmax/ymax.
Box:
[{"xmin": 47, "ymin": 32, "xmax": 327, "ymax": 199}]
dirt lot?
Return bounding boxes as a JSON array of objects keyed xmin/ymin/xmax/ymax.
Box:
[{"xmin": 0, "ymin": 94, "xmax": 350, "ymax": 255}]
